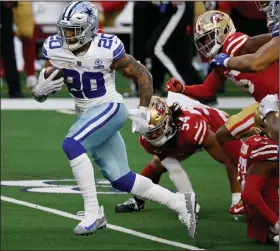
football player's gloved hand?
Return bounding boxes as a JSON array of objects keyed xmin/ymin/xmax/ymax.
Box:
[
  {"xmin": 210, "ymin": 53, "xmax": 230, "ymax": 68},
  {"xmin": 32, "ymin": 68, "xmax": 64, "ymax": 98},
  {"xmin": 166, "ymin": 78, "xmax": 184, "ymax": 93},
  {"xmin": 132, "ymin": 106, "xmax": 150, "ymax": 134},
  {"xmin": 259, "ymin": 94, "xmax": 279, "ymax": 119}
]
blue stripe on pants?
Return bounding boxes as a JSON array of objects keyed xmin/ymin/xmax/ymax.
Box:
[
  {"xmin": 76, "ymin": 104, "xmax": 120, "ymax": 143},
  {"xmin": 72, "ymin": 103, "xmax": 114, "ymax": 139}
]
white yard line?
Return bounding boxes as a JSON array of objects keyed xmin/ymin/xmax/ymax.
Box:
[
  {"xmin": 1, "ymin": 195, "xmax": 204, "ymax": 251},
  {"xmin": 1, "ymin": 97, "xmax": 255, "ymax": 110}
]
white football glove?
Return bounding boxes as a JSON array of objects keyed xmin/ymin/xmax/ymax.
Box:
[
  {"xmin": 132, "ymin": 106, "xmax": 150, "ymax": 134},
  {"xmin": 259, "ymin": 94, "xmax": 279, "ymax": 119},
  {"xmin": 33, "ymin": 68, "xmax": 64, "ymax": 98}
]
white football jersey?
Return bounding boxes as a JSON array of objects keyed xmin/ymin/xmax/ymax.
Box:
[{"xmin": 42, "ymin": 33, "xmax": 124, "ymax": 113}]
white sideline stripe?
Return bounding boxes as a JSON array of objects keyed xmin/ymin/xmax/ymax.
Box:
[
  {"xmin": 1, "ymin": 97, "xmax": 256, "ymax": 110},
  {"xmin": 1, "ymin": 195, "xmax": 204, "ymax": 251}
]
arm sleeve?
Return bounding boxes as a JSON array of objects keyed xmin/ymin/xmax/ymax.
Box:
[{"xmin": 182, "ymin": 71, "xmax": 224, "ymax": 100}]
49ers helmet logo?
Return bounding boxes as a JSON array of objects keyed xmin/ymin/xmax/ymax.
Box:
[
  {"xmin": 211, "ymin": 13, "xmax": 224, "ymax": 23},
  {"xmin": 156, "ymin": 101, "xmax": 166, "ymax": 115}
]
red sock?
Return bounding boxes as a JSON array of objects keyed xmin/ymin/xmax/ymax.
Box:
[
  {"xmin": 21, "ymin": 34, "xmax": 36, "ymax": 76},
  {"xmin": 140, "ymin": 163, "xmax": 164, "ymax": 184},
  {"xmin": 222, "ymin": 140, "xmax": 243, "ymax": 166},
  {"xmin": 242, "ymin": 174, "xmax": 278, "ymax": 226}
]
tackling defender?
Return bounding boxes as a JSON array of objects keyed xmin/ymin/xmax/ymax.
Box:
[
  {"xmin": 166, "ymin": 10, "xmax": 279, "ymax": 146},
  {"xmin": 116, "ymin": 96, "xmax": 244, "ymax": 219},
  {"xmin": 211, "ymin": 0, "xmax": 279, "ymax": 72},
  {"xmin": 32, "ymin": 1, "xmax": 193, "ymax": 236},
  {"xmin": 238, "ymin": 108, "xmax": 279, "ymax": 244}
]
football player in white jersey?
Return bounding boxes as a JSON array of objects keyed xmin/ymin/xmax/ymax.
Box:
[{"xmin": 32, "ymin": 2, "xmax": 193, "ymax": 236}]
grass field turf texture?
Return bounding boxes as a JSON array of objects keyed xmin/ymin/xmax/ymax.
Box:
[{"xmin": 1, "ymin": 104, "xmax": 278, "ymax": 251}]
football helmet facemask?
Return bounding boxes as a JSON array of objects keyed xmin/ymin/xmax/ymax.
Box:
[
  {"xmin": 57, "ymin": 1, "xmax": 99, "ymax": 51},
  {"xmin": 144, "ymin": 96, "xmax": 176, "ymax": 147},
  {"xmin": 255, "ymin": 1, "xmax": 270, "ymax": 12},
  {"xmin": 194, "ymin": 10, "xmax": 236, "ymax": 58}
]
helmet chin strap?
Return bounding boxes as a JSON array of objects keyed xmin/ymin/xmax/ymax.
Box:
[
  {"xmin": 209, "ymin": 44, "xmax": 221, "ymax": 58},
  {"xmin": 68, "ymin": 42, "xmax": 84, "ymax": 51}
]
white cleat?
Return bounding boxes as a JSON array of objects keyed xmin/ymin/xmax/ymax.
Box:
[
  {"xmin": 177, "ymin": 192, "xmax": 197, "ymax": 238},
  {"xmin": 74, "ymin": 206, "xmax": 107, "ymax": 235},
  {"xmin": 26, "ymin": 75, "xmax": 37, "ymax": 89}
]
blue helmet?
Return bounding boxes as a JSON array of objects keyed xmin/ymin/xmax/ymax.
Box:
[{"xmin": 57, "ymin": 1, "xmax": 99, "ymax": 51}]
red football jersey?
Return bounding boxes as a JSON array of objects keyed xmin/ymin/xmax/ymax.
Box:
[
  {"xmin": 216, "ymin": 32, "xmax": 279, "ymax": 102},
  {"xmin": 139, "ymin": 107, "xmax": 228, "ymax": 159},
  {"xmin": 238, "ymin": 135, "xmax": 279, "ymax": 190}
]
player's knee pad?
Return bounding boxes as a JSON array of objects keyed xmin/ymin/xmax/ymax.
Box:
[
  {"xmin": 111, "ymin": 171, "xmax": 136, "ymax": 193},
  {"xmin": 62, "ymin": 137, "xmax": 86, "ymax": 160}
]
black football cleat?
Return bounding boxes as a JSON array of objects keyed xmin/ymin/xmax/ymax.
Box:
[{"xmin": 115, "ymin": 197, "xmax": 145, "ymax": 213}]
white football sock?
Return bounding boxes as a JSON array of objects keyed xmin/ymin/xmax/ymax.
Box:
[
  {"xmin": 232, "ymin": 192, "xmax": 241, "ymax": 206},
  {"xmin": 70, "ymin": 153, "xmax": 99, "ymax": 216},
  {"xmin": 130, "ymin": 174, "xmax": 185, "ymax": 214},
  {"xmin": 162, "ymin": 158, "xmax": 194, "ymax": 193}
]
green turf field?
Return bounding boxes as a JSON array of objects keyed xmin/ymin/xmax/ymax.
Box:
[{"xmin": 1, "ymin": 109, "xmax": 277, "ymax": 251}]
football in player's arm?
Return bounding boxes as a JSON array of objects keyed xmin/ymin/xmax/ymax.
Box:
[{"xmin": 34, "ymin": 45, "xmax": 153, "ymax": 118}]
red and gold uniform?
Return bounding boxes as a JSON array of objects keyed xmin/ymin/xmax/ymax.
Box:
[
  {"xmin": 181, "ymin": 31, "xmax": 279, "ymax": 138},
  {"xmin": 238, "ymin": 135, "xmax": 279, "ymax": 243},
  {"xmin": 140, "ymin": 106, "xmax": 228, "ymax": 159},
  {"xmin": 168, "ymin": 11, "xmax": 279, "ymax": 139}
]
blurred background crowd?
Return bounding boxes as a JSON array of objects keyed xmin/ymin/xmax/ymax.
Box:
[{"xmin": 0, "ymin": 1, "xmax": 269, "ymax": 101}]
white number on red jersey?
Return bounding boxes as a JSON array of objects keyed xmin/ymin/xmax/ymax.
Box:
[
  {"xmin": 227, "ymin": 70, "xmax": 255, "ymax": 94},
  {"xmin": 179, "ymin": 116, "xmax": 190, "ymax": 131}
]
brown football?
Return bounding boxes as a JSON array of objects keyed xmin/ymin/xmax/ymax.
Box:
[{"xmin": 44, "ymin": 66, "xmax": 64, "ymax": 80}]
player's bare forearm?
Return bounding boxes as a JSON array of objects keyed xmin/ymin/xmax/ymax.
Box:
[
  {"xmin": 227, "ymin": 37, "xmax": 279, "ymax": 72},
  {"xmin": 111, "ymin": 54, "xmax": 153, "ymax": 107},
  {"xmin": 240, "ymin": 34, "xmax": 272, "ymax": 55},
  {"xmin": 205, "ymin": 131, "xmax": 240, "ymax": 192},
  {"xmin": 45, "ymin": 60, "xmax": 52, "ymax": 68},
  {"xmin": 204, "ymin": 131, "xmax": 232, "ymax": 165}
]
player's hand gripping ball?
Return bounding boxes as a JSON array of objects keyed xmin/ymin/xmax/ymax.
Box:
[{"xmin": 44, "ymin": 66, "xmax": 65, "ymax": 94}]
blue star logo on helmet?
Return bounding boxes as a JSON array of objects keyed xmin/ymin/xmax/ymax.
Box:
[{"xmin": 82, "ymin": 7, "xmax": 93, "ymax": 17}]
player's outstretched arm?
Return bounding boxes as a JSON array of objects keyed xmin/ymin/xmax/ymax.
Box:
[
  {"xmin": 166, "ymin": 71, "xmax": 224, "ymax": 100},
  {"xmin": 226, "ymin": 36, "xmax": 279, "ymax": 72},
  {"xmin": 111, "ymin": 54, "xmax": 153, "ymax": 107}
]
